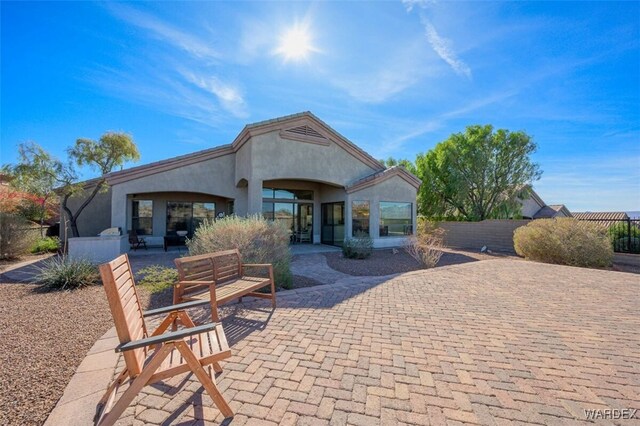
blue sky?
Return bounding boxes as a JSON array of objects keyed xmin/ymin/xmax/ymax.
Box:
[{"xmin": 1, "ymin": 1, "xmax": 639, "ymax": 211}]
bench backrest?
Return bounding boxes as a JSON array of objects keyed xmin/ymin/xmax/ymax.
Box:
[
  {"xmin": 174, "ymin": 249, "xmax": 243, "ymax": 288},
  {"xmin": 211, "ymin": 249, "xmax": 242, "ymax": 284},
  {"xmin": 99, "ymin": 254, "xmax": 148, "ymax": 377}
]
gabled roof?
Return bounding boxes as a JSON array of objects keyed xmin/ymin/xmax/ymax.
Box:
[
  {"xmin": 547, "ymin": 204, "xmax": 572, "ymax": 217},
  {"xmin": 105, "ymin": 111, "xmax": 384, "ymax": 186},
  {"xmin": 573, "ymin": 211, "xmax": 629, "ymax": 221},
  {"xmin": 232, "ymin": 111, "xmax": 384, "ymax": 171},
  {"xmin": 346, "ymin": 165, "xmax": 421, "ymax": 193}
]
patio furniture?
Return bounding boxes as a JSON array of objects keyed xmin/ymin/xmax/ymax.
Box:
[
  {"xmin": 128, "ymin": 230, "xmax": 147, "ymax": 251},
  {"xmin": 174, "ymin": 249, "xmax": 276, "ymax": 321},
  {"xmin": 96, "ymin": 254, "xmax": 233, "ymax": 426},
  {"xmin": 298, "ymin": 228, "xmax": 311, "ymax": 243},
  {"xmin": 163, "ymin": 233, "xmax": 187, "ymax": 251}
]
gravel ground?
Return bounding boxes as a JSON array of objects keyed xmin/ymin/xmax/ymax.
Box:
[
  {"xmin": 0, "ymin": 283, "xmax": 113, "ymax": 426},
  {"xmin": 324, "ymin": 248, "xmax": 506, "ymax": 276}
]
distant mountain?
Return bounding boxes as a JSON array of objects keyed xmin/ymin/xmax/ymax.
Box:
[{"xmin": 627, "ymin": 211, "xmax": 640, "ymax": 219}]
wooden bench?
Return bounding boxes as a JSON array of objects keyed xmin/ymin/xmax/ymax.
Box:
[{"xmin": 174, "ymin": 249, "xmax": 275, "ymax": 321}]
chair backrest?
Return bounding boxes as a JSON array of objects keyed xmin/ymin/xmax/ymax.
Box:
[
  {"xmin": 128, "ymin": 230, "xmax": 139, "ymax": 244},
  {"xmin": 99, "ymin": 254, "xmax": 148, "ymax": 376},
  {"xmin": 211, "ymin": 249, "xmax": 242, "ymax": 284}
]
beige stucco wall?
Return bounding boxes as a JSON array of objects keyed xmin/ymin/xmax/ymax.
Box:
[
  {"xmin": 347, "ymin": 175, "xmax": 418, "ymax": 248},
  {"xmin": 249, "ymin": 132, "xmax": 377, "ymax": 187},
  {"xmin": 110, "ymin": 153, "xmax": 244, "ymax": 233},
  {"xmin": 128, "ymin": 192, "xmax": 231, "ymax": 246},
  {"xmin": 60, "ymin": 187, "xmax": 112, "ymax": 240}
]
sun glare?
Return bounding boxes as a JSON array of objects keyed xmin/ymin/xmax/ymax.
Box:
[{"xmin": 275, "ymin": 24, "xmax": 317, "ymax": 62}]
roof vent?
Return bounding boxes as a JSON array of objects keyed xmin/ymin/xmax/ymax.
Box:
[
  {"xmin": 285, "ymin": 125, "xmax": 325, "ymax": 139},
  {"xmin": 280, "ymin": 124, "xmax": 330, "ymax": 145}
]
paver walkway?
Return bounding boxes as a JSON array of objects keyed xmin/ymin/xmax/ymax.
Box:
[{"xmin": 65, "ymin": 259, "xmax": 640, "ymax": 426}]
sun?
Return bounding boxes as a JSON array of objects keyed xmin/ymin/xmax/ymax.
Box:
[{"xmin": 275, "ymin": 23, "xmax": 317, "ymax": 62}]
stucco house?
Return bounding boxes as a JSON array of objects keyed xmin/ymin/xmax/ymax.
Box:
[
  {"xmin": 65, "ymin": 112, "xmax": 420, "ymax": 255},
  {"xmin": 518, "ymin": 187, "xmax": 571, "ymax": 219}
]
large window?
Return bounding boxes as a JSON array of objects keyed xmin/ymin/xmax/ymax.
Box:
[
  {"xmin": 166, "ymin": 202, "xmax": 215, "ymax": 235},
  {"xmin": 132, "ymin": 200, "xmax": 153, "ymax": 235},
  {"xmin": 379, "ymin": 202, "xmax": 412, "ymax": 237},
  {"xmin": 262, "ymin": 187, "xmax": 313, "ymax": 200},
  {"xmin": 352, "ymin": 201, "xmax": 370, "ymax": 236}
]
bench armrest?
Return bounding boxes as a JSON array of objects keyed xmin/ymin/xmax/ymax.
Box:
[
  {"xmin": 242, "ymin": 263, "xmax": 272, "ymax": 268},
  {"xmin": 116, "ymin": 323, "xmax": 219, "ymax": 352},
  {"xmin": 142, "ymin": 299, "xmax": 210, "ymax": 317}
]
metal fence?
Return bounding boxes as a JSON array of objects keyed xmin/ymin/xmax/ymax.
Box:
[{"xmin": 579, "ymin": 218, "xmax": 640, "ymax": 254}]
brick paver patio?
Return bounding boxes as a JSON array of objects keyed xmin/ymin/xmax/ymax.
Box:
[{"xmin": 109, "ymin": 259, "xmax": 638, "ymax": 425}]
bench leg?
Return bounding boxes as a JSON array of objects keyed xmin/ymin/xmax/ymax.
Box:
[{"xmin": 270, "ymin": 270, "xmax": 276, "ymax": 310}]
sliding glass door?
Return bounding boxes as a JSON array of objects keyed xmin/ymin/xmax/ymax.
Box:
[
  {"xmin": 262, "ymin": 201, "xmax": 314, "ymax": 243},
  {"xmin": 321, "ymin": 202, "xmax": 345, "ymax": 246}
]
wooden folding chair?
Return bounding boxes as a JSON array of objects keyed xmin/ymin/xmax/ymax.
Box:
[{"xmin": 95, "ymin": 254, "xmax": 233, "ymax": 426}]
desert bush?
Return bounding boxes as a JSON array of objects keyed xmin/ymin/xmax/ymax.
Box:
[
  {"xmin": 30, "ymin": 236, "xmax": 60, "ymax": 254},
  {"xmin": 137, "ymin": 265, "xmax": 178, "ymax": 293},
  {"xmin": 403, "ymin": 219, "xmax": 445, "ymax": 268},
  {"xmin": 0, "ymin": 212, "xmax": 39, "ymax": 260},
  {"xmin": 342, "ymin": 232, "xmax": 373, "ymax": 259},
  {"xmin": 36, "ymin": 256, "xmax": 99, "ymax": 290},
  {"xmin": 514, "ymin": 218, "xmax": 613, "ymax": 268},
  {"xmin": 188, "ymin": 214, "xmax": 292, "ymax": 289}
]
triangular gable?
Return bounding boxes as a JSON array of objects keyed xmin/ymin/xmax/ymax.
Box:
[{"xmin": 233, "ymin": 111, "xmax": 384, "ymax": 171}]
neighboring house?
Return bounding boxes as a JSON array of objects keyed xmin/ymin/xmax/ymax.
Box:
[
  {"xmin": 573, "ymin": 211, "xmax": 629, "ymax": 227},
  {"xmin": 519, "ymin": 187, "xmax": 571, "ymax": 219},
  {"xmin": 64, "ymin": 112, "xmax": 420, "ymax": 249}
]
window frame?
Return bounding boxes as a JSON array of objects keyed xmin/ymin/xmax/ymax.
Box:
[
  {"xmin": 166, "ymin": 201, "xmax": 216, "ymax": 236},
  {"xmin": 132, "ymin": 199, "xmax": 153, "ymax": 235},
  {"xmin": 351, "ymin": 200, "xmax": 370, "ymax": 237},
  {"xmin": 379, "ymin": 201, "xmax": 413, "ymax": 238}
]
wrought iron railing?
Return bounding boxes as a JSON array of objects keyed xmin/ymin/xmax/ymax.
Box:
[{"xmin": 579, "ymin": 218, "xmax": 640, "ymax": 254}]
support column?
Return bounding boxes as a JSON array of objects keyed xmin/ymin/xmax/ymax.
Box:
[
  {"xmin": 111, "ymin": 186, "xmax": 128, "ymax": 234},
  {"xmin": 246, "ymin": 178, "xmax": 263, "ymax": 215}
]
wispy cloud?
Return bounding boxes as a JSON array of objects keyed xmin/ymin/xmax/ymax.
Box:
[
  {"xmin": 330, "ymin": 68, "xmax": 421, "ymax": 104},
  {"xmin": 401, "ymin": 0, "xmax": 435, "ymax": 13},
  {"xmin": 422, "ymin": 19, "xmax": 472, "ymax": 79},
  {"xmin": 99, "ymin": 3, "xmax": 249, "ymax": 122},
  {"xmin": 105, "ymin": 3, "xmax": 220, "ymax": 62},
  {"xmin": 178, "ymin": 69, "xmax": 248, "ymax": 118},
  {"xmin": 87, "ymin": 63, "xmax": 228, "ymax": 128}
]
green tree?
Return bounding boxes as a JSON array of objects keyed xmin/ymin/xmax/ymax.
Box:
[
  {"xmin": 6, "ymin": 133, "xmax": 139, "ymax": 238},
  {"xmin": 379, "ymin": 157, "xmax": 417, "ymax": 174},
  {"xmin": 415, "ymin": 125, "xmax": 541, "ymax": 221}
]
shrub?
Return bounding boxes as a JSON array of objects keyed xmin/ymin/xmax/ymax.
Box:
[
  {"xmin": 137, "ymin": 265, "xmax": 178, "ymax": 293},
  {"xmin": 30, "ymin": 236, "xmax": 60, "ymax": 254},
  {"xmin": 0, "ymin": 212, "xmax": 39, "ymax": 260},
  {"xmin": 514, "ymin": 218, "xmax": 613, "ymax": 268},
  {"xmin": 609, "ymin": 222, "xmax": 640, "ymax": 253},
  {"xmin": 342, "ymin": 232, "xmax": 373, "ymax": 259},
  {"xmin": 187, "ymin": 215, "xmax": 292, "ymax": 289},
  {"xmin": 36, "ymin": 256, "xmax": 99, "ymax": 290},
  {"xmin": 403, "ymin": 219, "xmax": 445, "ymax": 268}
]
